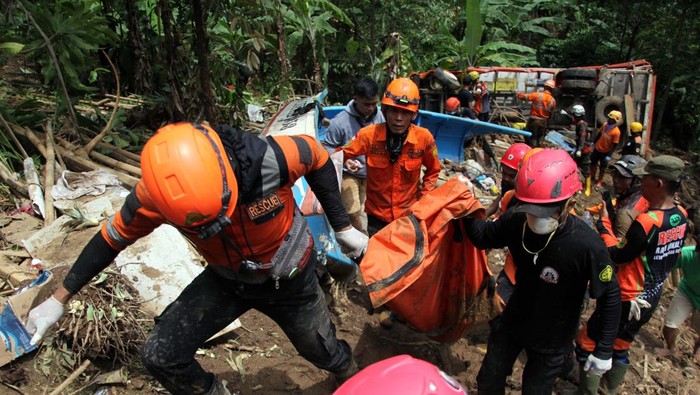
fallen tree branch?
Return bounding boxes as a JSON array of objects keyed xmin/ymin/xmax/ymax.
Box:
[
  {"xmin": 85, "ymin": 50, "xmax": 120, "ymax": 154},
  {"xmin": 0, "ymin": 112, "xmax": 28, "ymax": 159},
  {"xmin": 48, "ymin": 359, "xmax": 92, "ymax": 395},
  {"xmin": 95, "ymin": 141, "xmax": 141, "ymax": 164},
  {"xmin": 11, "ymin": 123, "xmax": 47, "ymax": 158},
  {"xmin": 89, "ymin": 151, "xmax": 141, "ymax": 177},
  {"xmin": 0, "ymin": 161, "xmax": 28, "ymax": 197},
  {"xmin": 57, "ymin": 146, "xmax": 138, "ymax": 188},
  {"xmin": 44, "ymin": 119, "xmax": 56, "ymax": 225}
]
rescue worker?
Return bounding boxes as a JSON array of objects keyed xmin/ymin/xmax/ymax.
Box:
[
  {"xmin": 447, "ymin": 96, "xmax": 496, "ymax": 167},
  {"xmin": 484, "ymin": 142, "xmax": 531, "ymax": 308},
  {"xmin": 26, "ymin": 123, "xmax": 369, "ymax": 395},
  {"xmin": 570, "ymin": 104, "xmax": 594, "ymax": 195},
  {"xmin": 608, "ymin": 155, "xmax": 649, "ymax": 237},
  {"xmin": 655, "ymin": 239, "xmax": 700, "ymax": 362},
  {"xmin": 457, "ymin": 75, "xmax": 476, "ymax": 117},
  {"xmin": 576, "ymin": 155, "xmax": 688, "ymax": 395},
  {"xmin": 517, "ymin": 79, "xmax": 557, "ymax": 147},
  {"xmin": 463, "ymin": 149, "xmax": 621, "ymax": 394},
  {"xmin": 323, "ymin": 77, "xmax": 385, "ymax": 232},
  {"xmin": 469, "ymin": 71, "xmax": 491, "ymax": 122},
  {"xmin": 590, "ymin": 110, "xmax": 623, "ymax": 187},
  {"xmin": 341, "ymin": 77, "xmax": 441, "ymax": 237},
  {"xmin": 620, "ymin": 121, "xmax": 643, "ymax": 156}
]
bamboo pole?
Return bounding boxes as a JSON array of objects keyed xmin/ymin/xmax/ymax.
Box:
[
  {"xmin": 56, "ymin": 146, "xmax": 138, "ymax": 188},
  {"xmin": 44, "ymin": 120, "xmax": 56, "ymax": 225},
  {"xmin": 95, "ymin": 141, "xmax": 141, "ymax": 163},
  {"xmin": 88, "ymin": 151, "xmax": 142, "ymax": 177}
]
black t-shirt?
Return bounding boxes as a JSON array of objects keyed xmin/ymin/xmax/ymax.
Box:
[
  {"xmin": 463, "ymin": 210, "xmax": 620, "ymax": 356},
  {"xmin": 457, "ymin": 88, "xmax": 474, "ymax": 109}
]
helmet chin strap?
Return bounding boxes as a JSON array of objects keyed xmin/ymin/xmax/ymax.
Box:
[{"xmin": 192, "ymin": 124, "xmax": 233, "ymax": 240}]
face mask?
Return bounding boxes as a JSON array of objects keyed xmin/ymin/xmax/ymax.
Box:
[{"xmin": 526, "ymin": 213, "xmax": 559, "ymax": 235}]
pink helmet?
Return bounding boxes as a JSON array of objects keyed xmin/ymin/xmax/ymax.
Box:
[
  {"xmin": 501, "ymin": 142, "xmax": 531, "ymax": 171},
  {"xmin": 334, "ymin": 355, "xmax": 466, "ymax": 395},
  {"xmin": 515, "ymin": 148, "xmax": 581, "ymax": 204}
]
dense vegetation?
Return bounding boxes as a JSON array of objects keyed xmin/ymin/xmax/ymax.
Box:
[{"xmin": 1, "ymin": 0, "xmax": 698, "ymax": 172}]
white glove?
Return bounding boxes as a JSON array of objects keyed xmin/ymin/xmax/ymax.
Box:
[
  {"xmin": 583, "ymin": 354, "xmax": 612, "ymax": 376},
  {"xmin": 335, "ymin": 227, "xmax": 369, "ymax": 259},
  {"xmin": 628, "ymin": 298, "xmax": 651, "ymax": 321},
  {"xmin": 575, "ymin": 150, "xmax": 581, "ymax": 158},
  {"xmin": 26, "ymin": 296, "xmax": 65, "ymax": 346}
]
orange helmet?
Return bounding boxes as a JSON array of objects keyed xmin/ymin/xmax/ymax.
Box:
[
  {"xmin": 519, "ymin": 147, "xmax": 543, "ymax": 169},
  {"xmin": 382, "ymin": 77, "xmax": 420, "ymax": 113},
  {"xmin": 446, "ymin": 97, "xmax": 460, "ymax": 113},
  {"xmin": 141, "ymin": 123, "xmax": 237, "ymax": 237},
  {"xmin": 544, "ymin": 79, "xmax": 556, "ymax": 90}
]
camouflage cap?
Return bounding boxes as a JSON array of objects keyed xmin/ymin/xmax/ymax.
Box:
[{"xmin": 632, "ymin": 155, "xmax": 684, "ymax": 181}]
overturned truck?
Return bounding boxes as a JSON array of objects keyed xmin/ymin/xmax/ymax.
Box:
[{"xmin": 411, "ymin": 60, "xmax": 656, "ymax": 155}]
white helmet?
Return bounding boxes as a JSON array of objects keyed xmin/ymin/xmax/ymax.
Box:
[{"xmin": 572, "ymin": 104, "xmax": 585, "ymax": 117}]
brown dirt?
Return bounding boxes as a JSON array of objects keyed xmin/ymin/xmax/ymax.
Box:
[{"xmin": 1, "ymin": 149, "xmax": 699, "ymax": 395}]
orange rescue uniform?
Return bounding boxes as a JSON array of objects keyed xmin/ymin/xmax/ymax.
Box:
[
  {"xmin": 102, "ymin": 135, "xmax": 329, "ymax": 269},
  {"xmin": 594, "ymin": 124, "xmax": 621, "ymax": 153},
  {"xmin": 341, "ymin": 123, "xmax": 441, "ymax": 223},
  {"xmin": 518, "ymin": 91, "xmax": 556, "ymax": 120}
]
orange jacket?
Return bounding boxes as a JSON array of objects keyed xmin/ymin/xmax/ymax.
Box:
[
  {"xmin": 594, "ymin": 124, "xmax": 621, "ymax": 153},
  {"xmin": 341, "ymin": 123, "xmax": 441, "ymax": 223},
  {"xmin": 102, "ymin": 135, "xmax": 331, "ymax": 269},
  {"xmin": 519, "ymin": 90, "xmax": 556, "ymax": 120}
]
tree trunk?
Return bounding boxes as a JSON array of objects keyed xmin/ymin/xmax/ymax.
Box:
[
  {"xmin": 125, "ymin": 0, "xmax": 151, "ymax": 92},
  {"xmin": 191, "ymin": 0, "xmax": 215, "ymax": 123},
  {"xmin": 275, "ymin": 0, "xmax": 292, "ymax": 100},
  {"xmin": 157, "ymin": 0, "xmax": 186, "ymax": 120}
]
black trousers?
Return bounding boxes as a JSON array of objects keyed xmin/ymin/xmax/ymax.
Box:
[
  {"xmin": 140, "ymin": 255, "xmax": 352, "ymax": 394},
  {"xmin": 477, "ymin": 317, "xmax": 565, "ymax": 395}
]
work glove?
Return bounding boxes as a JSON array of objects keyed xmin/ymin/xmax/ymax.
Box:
[
  {"xmin": 575, "ymin": 150, "xmax": 582, "ymax": 158},
  {"xmin": 583, "ymin": 354, "xmax": 612, "ymax": 376},
  {"xmin": 335, "ymin": 227, "xmax": 369, "ymax": 259},
  {"xmin": 26, "ymin": 296, "xmax": 65, "ymax": 346},
  {"xmin": 604, "ymin": 155, "xmax": 611, "ymax": 162},
  {"xmin": 628, "ymin": 298, "xmax": 652, "ymax": 321},
  {"xmin": 517, "ymin": 93, "xmax": 525, "ymax": 100}
]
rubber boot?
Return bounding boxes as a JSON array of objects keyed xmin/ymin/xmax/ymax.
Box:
[
  {"xmin": 600, "ymin": 360, "xmax": 629, "ymax": 395},
  {"xmin": 576, "ymin": 366, "xmax": 603, "ymax": 395},
  {"xmin": 585, "ymin": 177, "xmax": 592, "ymax": 196}
]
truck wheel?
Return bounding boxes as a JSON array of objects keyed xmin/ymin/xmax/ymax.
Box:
[
  {"xmin": 559, "ymin": 68, "xmax": 597, "ymax": 80},
  {"xmin": 561, "ymin": 79, "xmax": 597, "ymax": 90},
  {"xmin": 434, "ymin": 67, "xmax": 461, "ymax": 91},
  {"xmin": 595, "ymin": 96, "xmax": 625, "ymax": 126}
]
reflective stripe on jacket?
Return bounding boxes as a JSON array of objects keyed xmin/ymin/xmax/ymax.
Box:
[{"xmin": 524, "ymin": 91, "xmax": 556, "ymax": 119}]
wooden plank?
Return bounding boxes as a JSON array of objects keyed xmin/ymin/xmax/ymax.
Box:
[{"xmin": 624, "ymin": 94, "xmax": 635, "ymax": 136}]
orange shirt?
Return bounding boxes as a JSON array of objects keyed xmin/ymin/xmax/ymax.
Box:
[
  {"xmin": 341, "ymin": 123, "xmax": 441, "ymax": 223},
  {"xmin": 521, "ymin": 91, "xmax": 556, "ymax": 119},
  {"xmin": 101, "ymin": 135, "xmax": 329, "ymax": 269},
  {"xmin": 594, "ymin": 124, "xmax": 621, "ymax": 153}
]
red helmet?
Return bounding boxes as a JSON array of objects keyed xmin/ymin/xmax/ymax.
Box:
[
  {"xmin": 141, "ymin": 123, "xmax": 237, "ymax": 232},
  {"xmin": 501, "ymin": 142, "xmax": 531, "ymax": 171},
  {"xmin": 515, "ymin": 148, "xmax": 581, "ymax": 203},
  {"xmin": 382, "ymin": 78, "xmax": 420, "ymax": 113},
  {"xmin": 446, "ymin": 97, "xmax": 460, "ymax": 113},
  {"xmin": 334, "ymin": 355, "xmax": 466, "ymax": 395}
]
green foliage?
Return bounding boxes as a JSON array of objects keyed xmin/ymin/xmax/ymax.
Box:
[{"xmin": 21, "ymin": 0, "xmax": 117, "ymax": 92}]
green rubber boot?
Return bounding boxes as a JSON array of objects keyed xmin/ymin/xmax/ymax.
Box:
[
  {"xmin": 600, "ymin": 360, "xmax": 629, "ymax": 395},
  {"xmin": 577, "ymin": 365, "xmax": 603, "ymax": 395}
]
